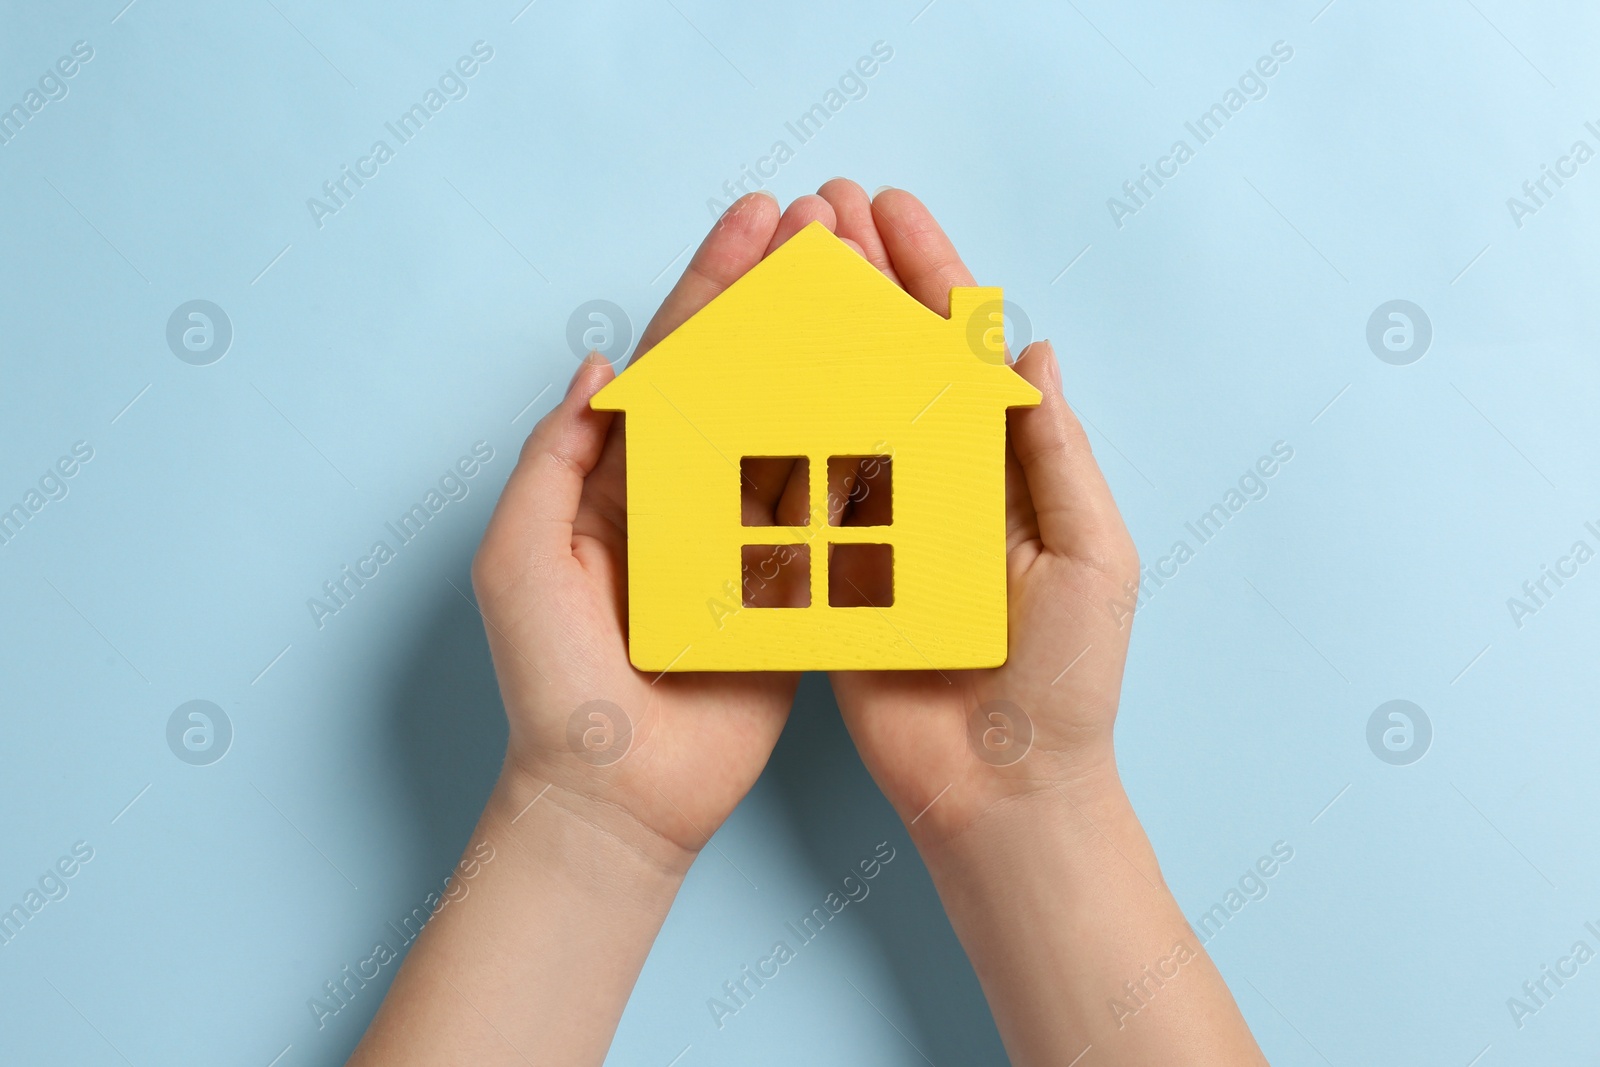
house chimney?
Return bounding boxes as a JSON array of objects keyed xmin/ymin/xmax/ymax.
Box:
[{"xmin": 947, "ymin": 286, "xmax": 1006, "ymax": 364}]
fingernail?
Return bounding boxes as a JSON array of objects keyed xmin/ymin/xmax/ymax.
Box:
[
  {"xmin": 568, "ymin": 354, "xmax": 601, "ymax": 394},
  {"xmin": 871, "ymin": 185, "xmax": 894, "ymax": 200},
  {"xmin": 721, "ymin": 189, "xmax": 776, "ymax": 220},
  {"xmin": 1041, "ymin": 340, "xmax": 1061, "ymax": 384}
]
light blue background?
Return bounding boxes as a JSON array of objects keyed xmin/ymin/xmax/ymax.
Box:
[{"xmin": 3, "ymin": 0, "xmax": 1598, "ymax": 1063}]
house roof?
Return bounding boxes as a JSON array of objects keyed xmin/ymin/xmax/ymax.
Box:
[{"xmin": 591, "ymin": 221, "xmax": 1040, "ymax": 412}]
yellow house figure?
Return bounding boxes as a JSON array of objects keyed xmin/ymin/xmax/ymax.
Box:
[{"xmin": 592, "ymin": 221, "xmax": 1040, "ymax": 672}]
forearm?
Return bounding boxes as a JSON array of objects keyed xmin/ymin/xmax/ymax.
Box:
[
  {"xmin": 917, "ymin": 765, "xmax": 1265, "ymax": 1067},
  {"xmin": 349, "ymin": 767, "xmax": 692, "ymax": 1066}
]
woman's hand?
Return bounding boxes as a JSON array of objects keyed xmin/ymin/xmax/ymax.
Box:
[
  {"xmin": 469, "ymin": 191, "xmax": 847, "ymax": 866},
  {"xmin": 816, "ymin": 181, "xmax": 1264, "ymax": 1067},
  {"xmin": 352, "ymin": 192, "xmax": 875, "ymax": 1067},
  {"xmin": 818, "ymin": 181, "xmax": 1141, "ymax": 847}
]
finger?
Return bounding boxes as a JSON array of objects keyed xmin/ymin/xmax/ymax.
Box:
[
  {"xmin": 477, "ymin": 355, "xmax": 617, "ymax": 579},
  {"xmin": 818, "ymin": 178, "xmax": 899, "ymax": 282},
  {"xmin": 1008, "ymin": 341, "xmax": 1132, "ymax": 564},
  {"xmin": 870, "ymin": 187, "xmax": 975, "ymax": 315},
  {"xmin": 745, "ymin": 180, "xmax": 844, "ymax": 531},
  {"xmin": 823, "ymin": 453, "xmax": 893, "ymax": 607},
  {"xmin": 825, "ymin": 454, "xmax": 891, "ymax": 527},
  {"xmin": 774, "ymin": 461, "xmax": 811, "ymax": 527},
  {"xmin": 766, "ymin": 193, "xmax": 838, "ymax": 254},
  {"xmin": 740, "ymin": 457, "xmax": 800, "ymax": 523},
  {"xmin": 634, "ymin": 191, "xmax": 781, "ymax": 358},
  {"xmin": 826, "ymin": 457, "xmax": 856, "ymax": 526}
]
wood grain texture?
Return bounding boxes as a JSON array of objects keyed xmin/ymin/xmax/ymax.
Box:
[{"xmin": 591, "ymin": 221, "xmax": 1040, "ymax": 671}]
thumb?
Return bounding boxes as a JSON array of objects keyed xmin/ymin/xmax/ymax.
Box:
[
  {"xmin": 476, "ymin": 354, "xmax": 616, "ymax": 588},
  {"xmin": 1008, "ymin": 341, "xmax": 1131, "ymax": 565}
]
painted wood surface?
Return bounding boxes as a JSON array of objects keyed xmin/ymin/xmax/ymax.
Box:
[{"xmin": 592, "ymin": 221, "xmax": 1040, "ymax": 671}]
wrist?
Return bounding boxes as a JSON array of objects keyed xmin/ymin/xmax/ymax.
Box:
[
  {"xmin": 354, "ymin": 754, "xmax": 696, "ymax": 1065},
  {"xmin": 895, "ymin": 740, "xmax": 1123, "ymax": 852},
  {"xmin": 913, "ymin": 756, "xmax": 1149, "ymax": 889},
  {"xmin": 490, "ymin": 758, "xmax": 698, "ymax": 886}
]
